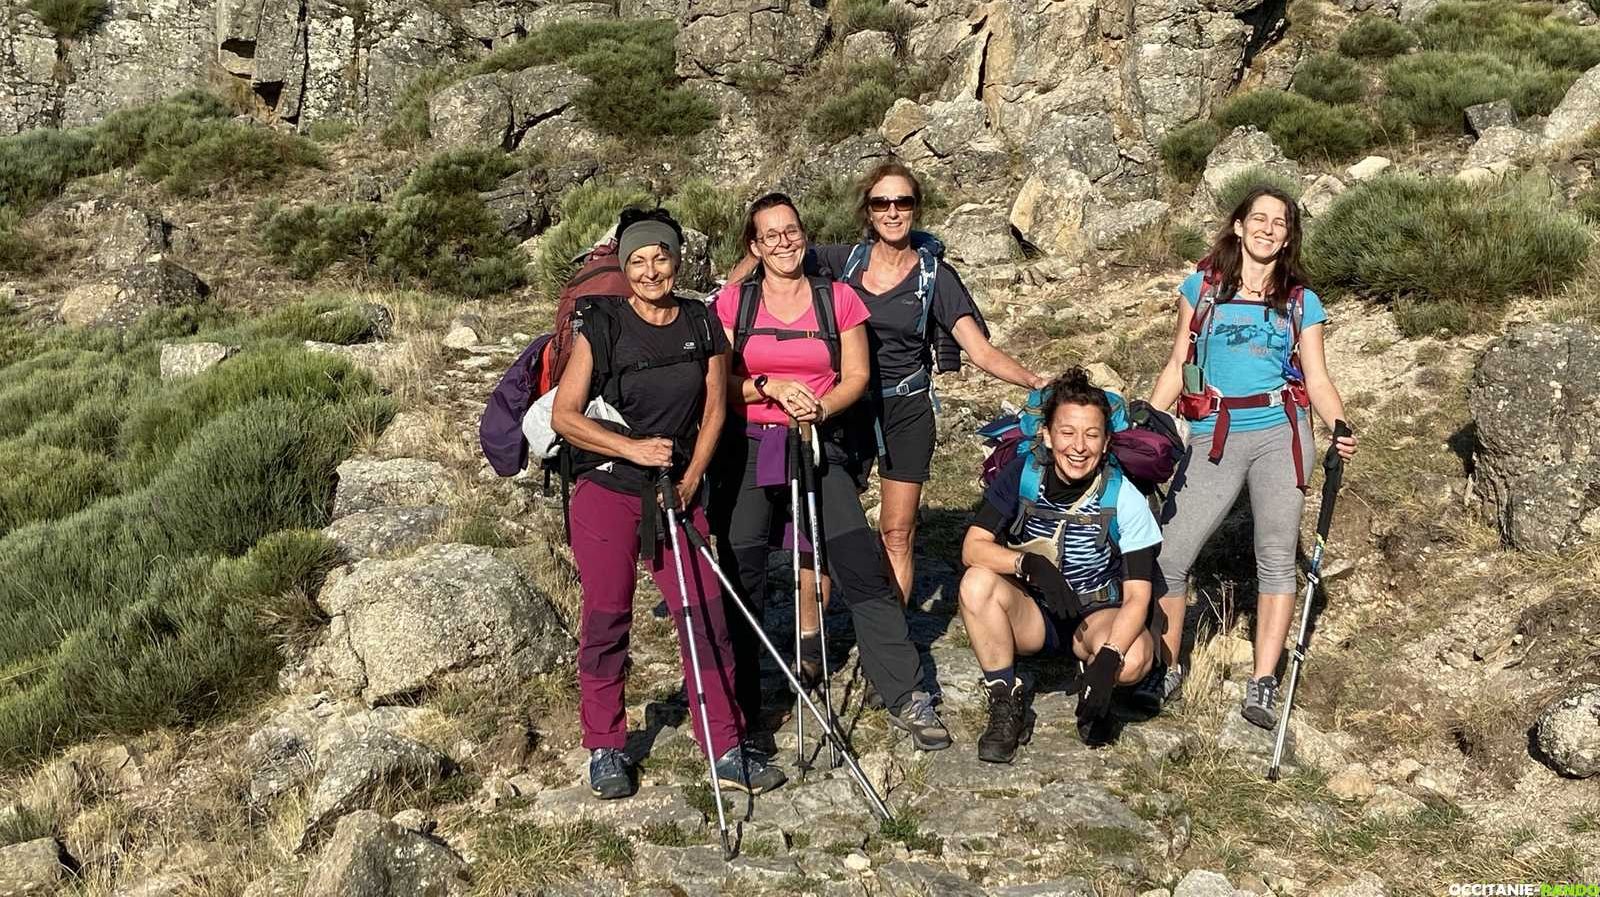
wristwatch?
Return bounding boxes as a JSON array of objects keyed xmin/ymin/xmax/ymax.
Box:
[{"xmin": 753, "ymin": 374, "xmax": 770, "ymax": 398}]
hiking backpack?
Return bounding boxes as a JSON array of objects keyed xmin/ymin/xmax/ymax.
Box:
[
  {"xmin": 977, "ymin": 386, "xmax": 1184, "ymax": 497},
  {"xmin": 731, "ymin": 275, "xmax": 842, "ymax": 378}
]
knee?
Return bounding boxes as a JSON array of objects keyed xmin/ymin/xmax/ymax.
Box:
[
  {"xmin": 880, "ymin": 525, "xmax": 914, "ymax": 557},
  {"xmin": 1118, "ymin": 634, "xmax": 1154, "ymax": 684},
  {"xmin": 958, "ymin": 568, "xmax": 1002, "ymax": 613}
]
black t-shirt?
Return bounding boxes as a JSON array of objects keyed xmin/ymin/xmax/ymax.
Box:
[
  {"xmin": 811, "ymin": 243, "xmax": 979, "ymax": 391},
  {"xmin": 574, "ymin": 297, "xmax": 729, "ymax": 492}
]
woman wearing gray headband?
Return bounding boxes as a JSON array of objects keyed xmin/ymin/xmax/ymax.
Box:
[{"xmin": 552, "ymin": 208, "xmax": 786, "ymax": 803}]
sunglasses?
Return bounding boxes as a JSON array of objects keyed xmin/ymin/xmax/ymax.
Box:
[{"xmin": 868, "ymin": 195, "xmax": 918, "ymax": 213}]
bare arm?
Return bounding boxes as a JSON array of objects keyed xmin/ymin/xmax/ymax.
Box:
[
  {"xmin": 726, "ymin": 253, "xmax": 759, "ymax": 283},
  {"xmin": 962, "ymin": 523, "xmax": 1023, "ymax": 575},
  {"xmin": 1296, "ymin": 322, "xmax": 1358, "ymax": 460},
  {"xmin": 951, "ymin": 316, "xmax": 1046, "ymax": 389},
  {"xmin": 814, "ymin": 323, "xmax": 870, "ymax": 420},
  {"xmin": 1100, "ymin": 581, "xmax": 1150, "ymax": 656},
  {"xmin": 1148, "ymin": 294, "xmax": 1197, "ymax": 412},
  {"xmin": 551, "ymin": 334, "xmax": 669, "ymax": 467}
]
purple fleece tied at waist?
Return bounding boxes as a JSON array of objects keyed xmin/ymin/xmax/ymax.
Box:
[{"xmin": 747, "ymin": 423, "xmax": 792, "ymax": 488}]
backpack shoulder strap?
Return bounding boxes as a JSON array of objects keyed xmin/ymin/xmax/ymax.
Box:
[
  {"xmin": 579, "ymin": 298, "xmax": 621, "ymax": 404},
  {"xmin": 914, "ymin": 248, "xmax": 938, "ymax": 338},
  {"xmin": 734, "ymin": 280, "xmax": 761, "ymax": 355},
  {"xmin": 809, "ymin": 276, "xmax": 841, "ymax": 376},
  {"xmin": 842, "ymin": 241, "xmax": 872, "ymax": 282},
  {"xmin": 1287, "ymin": 285, "xmax": 1305, "ymax": 349},
  {"xmin": 1019, "ymin": 454, "xmax": 1044, "ymax": 506},
  {"xmin": 682, "ymin": 298, "xmax": 715, "ymax": 370}
]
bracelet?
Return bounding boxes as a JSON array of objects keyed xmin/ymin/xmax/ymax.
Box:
[
  {"xmin": 753, "ymin": 375, "xmax": 770, "ymax": 398},
  {"xmin": 1013, "ymin": 553, "xmax": 1025, "ymax": 577}
]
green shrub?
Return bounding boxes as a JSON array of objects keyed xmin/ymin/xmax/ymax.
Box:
[
  {"xmin": 834, "ymin": 0, "xmax": 917, "ymax": 40},
  {"xmin": 90, "ymin": 90, "xmax": 237, "ymax": 169},
  {"xmin": 1215, "ymin": 89, "xmax": 1373, "ymax": 162},
  {"xmin": 381, "ymin": 64, "xmax": 467, "ymax": 148},
  {"xmin": 798, "ymin": 178, "xmax": 864, "ymax": 246},
  {"xmin": 26, "ymin": 0, "xmax": 108, "ymax": 39},
  {"xmin": 135, "ymin": 121, "xmax": 323, "ymax": 196},
  {"xmin": 1337, "ymin": 16, "xmax": 1416, "ymax": 59},
  {"xmin": 535, "ymin": 180, "xmax": 653, "ymax": 299},
  {"xmin": 1170, "ymin": 224, "xmax": 1211, "ymax": 262},
  {"xmin": 0, "ymin": 443, "xmax": 115, "ymax": 537},
  {"xmin": 1575, "ymin": 185, "xmax": 1600, "ymax": 225},
  {"xmin": 1303, "ymin": 173, "xmax": 1590, "ymax": 335},
  {"xmin": 1383, "ymin": 51, "xmax": 1570, "ymax": 134},
  {"xmin": 0, "ymin": 211, "xmax": 36, "ymax": 274},
  {"xmin": 665, "ymin": 178, "xmax": 746, "ymax": 274},
  {"xmin": 306, "ymin": 118, "xmax": 354, "ymax": 144},
  {"xmin": 1416, "ymin": 1, "xmax": 1600, "ymax": 71},
  {"xmin": 260, "ymin": 202, "xmax": 387, "ymax": 279},
  {"xmin": 1293, "ymin": 53, "xmax": 1365, "ymax": 105},
  {"xmin": 1160, "ymin": 120, "xmax": 1222, "ymax": 183},
  {"xmin": 805, "ymin": 60, "xmax": 937, "ymax": 144},
  {"xmin": 0, "ymin": 127, "xmax": 97, "ymax": 214},
  {"xmin": 1214, "ymin": 165, "xmax": 1304, "ymax": 217}
]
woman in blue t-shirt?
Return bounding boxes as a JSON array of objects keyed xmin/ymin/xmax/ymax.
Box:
[
  {"xmin": 958, "ymin": 368, "xmax": 1162, "ymax": 758},
  {"xmin": 1137, "ymin": 185, "xmax": 1357, "ymax": 729}
]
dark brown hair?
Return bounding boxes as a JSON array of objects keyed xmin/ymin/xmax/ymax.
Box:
[
  {"xmin": 740, "ymin": 192, "xmax": 805, "ymax": 257},
  {"xmin": 1041, "ymin": 367, "xmax": 1113, "ymax": 433},
  {"xmin": 855, "ymin": 160, "xmax": 923, "ymax": 240},
  {"xmin": 1199, "ymin": 185, "xmax": 1307, "ymax": 314}
]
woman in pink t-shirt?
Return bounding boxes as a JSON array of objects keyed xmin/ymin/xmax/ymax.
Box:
[{"xmin": 709, "ymin": 193, "xmax": 950, "ymax": 752}]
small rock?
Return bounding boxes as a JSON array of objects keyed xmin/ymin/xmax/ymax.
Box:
[
  {"xmin": 1361, "ymin": 785, "xmax": 1426, "ymax": 821},
  {"xmin": 1301, "ymin": 174, "xmax": 1346, "ymax": 219},
  {"xmin": 59, "ymin": 259, "xmax": 210, "ymax": 330},
  {"xmin": 1392, "ymin": 758, "xmax": 1423, "ymax": 781},
  {"xmin": 1237, "ymin": 872, "xmax": 1273, "ymax": 896},
  {"xmin": 842, "ymin": 850, "xmax": 871, "ymax": 872},
  {"xmin": 1464, "ymin": 125, "xmax": 1540, "ymax": 169},
  {"xmin": 299, "ymin": 729, "xmax": 454, "ymax": 850},
  {"xmin": 1345, "ymin": 156, "xmax": 1392, "ymax": 181},
  {"xmin": 476, "ymin": 775, "xmax": 517, "ymax": 812},
  {"xmin": 1554, "ymin": 0, "xmax": 1598, "ymax": 26},
  {"xmin": 0, "ymin": 838, "xmax": 73, "ymax": 895},
  {"xmin": 1464, "ymin": 100, "xmax": 1517, "ymax": 136},
  {"xmin": 1326, "ymin": 762, "xmax": 1376, "ymax": 801},
  {"xmin": 1139, "ymin": 891, "xmax": 1172, "ymax": 897},
  {"xmin": 303, "ymin": 810, "xmax": 469, "ymax": 897},
  {"xmin": 390, "ymin": 809, "xmax": 431, "ymax": 833},
  {"xmin": 1310, "ymin": 870, "xmax": 1388, "ymax": 897},
  {"xmin": 1173, "ymin": 869, "xmax": 1235, "ymax": 897},
  {"xmin": 1454, "ymin": 166, "xmax": 1498, "ymax": 186},
  {"xmin": 159, "ymin": 342, "xmax": 236, "ymax": 379},
  {"xmin": 441, "ymin": 315, "xmax": 483, "ymax": 351},
  {"xmin": 1534, "ymin": 684, "xmax": 1600, "ymax": 778},
  {"xmin": 841, "ymin": 29, "xmax": 896, "ymax": 61}
]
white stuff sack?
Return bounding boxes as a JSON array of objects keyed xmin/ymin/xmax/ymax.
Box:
[{"xmin": 522, "ymin": 387, "xmax": 627, "ymax": 461}]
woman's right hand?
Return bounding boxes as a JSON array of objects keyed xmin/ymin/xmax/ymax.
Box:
[
  {"xmin": 625, "ymin": 436, "xmax": 674, "ymax": 469},
  {"xmin": 766, "ymin": 379, "xmax": 819, "ymax": 421}
]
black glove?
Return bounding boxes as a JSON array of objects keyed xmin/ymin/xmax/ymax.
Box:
[
  {"xmin": 1019, "ymin": 553, "xmax": 1082, "ymax": 621},
  {"xmin": 1075, "ymin": 645, "xmax": 1121, "ymax": 726}
]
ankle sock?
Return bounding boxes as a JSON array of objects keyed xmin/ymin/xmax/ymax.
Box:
[
  {"xmin": 982, "ymin": 665, "xmax": 1016, "ymax": 695},
  {"xmin": 799, "ymin": 631, "xmax": 822, "ymax": 665}
]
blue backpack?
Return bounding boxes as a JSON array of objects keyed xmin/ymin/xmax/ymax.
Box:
[{"xmin": 831, "ymin": 230, "xmax": 986, "ymax": 379}]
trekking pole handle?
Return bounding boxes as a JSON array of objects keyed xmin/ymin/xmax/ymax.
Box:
[
  {"xmin": 1324, "ymin": 420, "xmax": 1351, "ymax": 472},
  {"xmin": 1315, "ymin": 421, "xmax": 1351, "ymax": 541},
  {"xmin": 656, "ymin": 469, "xmax": 681, "ymax": 513}
]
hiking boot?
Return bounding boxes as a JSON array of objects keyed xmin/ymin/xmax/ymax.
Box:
[
  {"xmin": 714, "ymin": 744, "xmax": 788, "ymax": 795},
  {"xmin": 888, "ymin": 690, "xmax": 952, "ymax": 751},
  {"xmin": 588, "ymin": 748, "xmax": 634, "ymax": 800},
  {"xmin": 977, "ymin": 680, "xmax": 1033, "ymax": 764},
  {"xmin": 1242, "ymin": 675, "xmax": 1280, "ymax": 730},
  {"xmin": 1128, "ymin": 662, "xmax": 1185, "ymax": 715}
]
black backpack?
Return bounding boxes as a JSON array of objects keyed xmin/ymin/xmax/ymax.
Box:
[{"xmin": 731, "ymin": 275, "xmax": 841, "ymax": 379}]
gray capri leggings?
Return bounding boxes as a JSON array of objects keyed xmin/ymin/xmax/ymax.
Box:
[{"xmin": 1157, "ymin": 416, "xmax": 1314, "ymax": 597}]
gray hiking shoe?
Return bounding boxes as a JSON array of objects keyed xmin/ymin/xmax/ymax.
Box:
[
  {"xmin": 714, "ymin": 744, "xmax": 787, "ymax": 795},
  {"xmin": 1242, "ymin": 675, "xmax": 1279, "ymax": 730},
  {"xmin": 888, "ymin": 690, "xmax": 952, "ymax": 751},
  {"xmin": 588, "ymin": 748, "xmax": 635, "ymax": 800},
  {"xmin": 1130, "ymin": 662, "xmax": 1185, "ymax": 713}
]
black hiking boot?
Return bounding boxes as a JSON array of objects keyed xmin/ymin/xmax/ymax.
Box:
[
  {"xmin": 588, "ymin": 748, "xmax": 635, "ymax": 800},
  {"xmin": 714, "ymin": 744, "xmax": 788, "ymax": 795},
  {"xmin": 977, "ymin": 679, "xmax": 1033, "ymax": 764}
]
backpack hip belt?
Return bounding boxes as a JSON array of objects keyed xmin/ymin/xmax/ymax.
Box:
[
  {"xmin": 1197, "ymin": 384, "xmax": 1311, "ymax": 490},
  {"xmin": 877, "ymin": 366, "xmax": 931, "ymax": 399}
]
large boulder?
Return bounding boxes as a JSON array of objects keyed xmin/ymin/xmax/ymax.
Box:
[
  {"xmin": 321, "ymin": 506, "xmax": 448, "ymax": 562},
  {"xmin": 1009, "ymin": 164, "xmax": 1097, "ymax": 259},
  {"xmin": 303, "ymin": 810, "xmax": 470, "ymax": 897},
  {"xmin": 674, "ymin": 0, "xmax": 827, "ymax": 83},
  {"xmin": 1463, "ymin": 125, "xmax": 1540, "ymax": 170},
  {"xmin": 1535, "ymin": 685, "xmax": 1600, "ymax": 778},
  {"xmin": 307, "ymin": 543, "xmax": 573, "ymax": 704},
  {"xmin": 428, "ymin": 66, "xmax": 588, "ymax": 152},
  {"xmin": 1544, "ymin": 61, "xmax": 1600, "ymax": 148},
  {"xmin": 299, "ymin": 729, "xmax": 454, "ymax": 849},
  {"xmin": 58, "ymin": 259, "xmax": 210, "ymax": 330},
  {"xmin": 479, "ymin": 160, "xmax": 599, "ymax": 239},
  {"xmin": 69, "ymin": 200, "xmax": 177, "ymax": 270},
  {"xmin": 0, "ymin": 9, "xmax": 57, "ymax": 134},
  {"xmin": 1194, "ymin": 125, "xmax": 1301, "ymax": 221},
  {"xmin": 331, "ymin": 458, "xmax": 451, "ymax": 519},
  {"xmin": 1470, "ymin": 324, "xmax": 1600, "ymax": 552},
  {"xmin": 1121, "ymin": 3, "xmax": 1269, "ymax": 140}
]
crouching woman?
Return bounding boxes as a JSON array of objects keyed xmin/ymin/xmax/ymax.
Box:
[
  {"xmin": 957, "ymin": 368, "xmax": 1160, "ymax": 760},
  {"xmin": 552, "ymin": 209, "xmax": 784, "ymax": 802}
]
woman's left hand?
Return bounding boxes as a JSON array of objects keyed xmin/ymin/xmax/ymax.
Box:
[
  {"xmin": 676, "ymin": 472, "xmax": 702, "ymax": 510},
  {"xmin": 1333, "ymin": 431, "xmax": 1358, "ymax": 461},
  {"xmin": 1028, "ymin": 372, "xmax": 1050, "ymax": 390}
]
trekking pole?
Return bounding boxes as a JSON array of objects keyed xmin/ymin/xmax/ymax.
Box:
[
  {"xmin": 800, "ymin": 422, "xmax": 842, "ymax": 769},
  {"xmin": 1268, "ymin": 421, "xmax": 1351, "ymax": 782},
  {"xmin": 671, "ymin": 516, "xmax": 895, "ymax": 822},
  {"xmin": 658, "ymin": 473, "xmax": 736, "ymax": 858},
  {"xmin": 788, "ymin": 424, "xmax": 809, "ymax": 774}
]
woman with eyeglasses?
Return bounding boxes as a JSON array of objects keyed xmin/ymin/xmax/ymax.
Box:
[{"xmin": 709, "ymin": 192, "xmax": 952, "ymax": 752}]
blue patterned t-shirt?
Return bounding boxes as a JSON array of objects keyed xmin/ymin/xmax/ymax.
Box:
[{"xmin": 1179, "ymin": 270, "xmax": 1327, "ymax": 436}]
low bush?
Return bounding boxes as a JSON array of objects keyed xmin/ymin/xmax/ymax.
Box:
[
  {"xmin": 1383, "ymin": 51, "xmax": 1571, "ymax": 134},
  {"xmin": 534, "ymin": 180, "xmax": 653, "ymax": 299},
  {"xmin": 1215, "ymin": 165, "xmax": 1304, "ymax": 217},
  {"xmin": 0, "ymin": 302, "xmax": 391, "ymax": 763},
  {"xmin": 1415, "ymin": 0, "xmax": 1600, "ymax": 71},
  {"xmin": 26, "ymin": 0, "xmax": 108, "ymax": 39},
  {"xmin": 1337, "ymin": 16, "xmax": 1416, "ymax": 59},
  {"xmin": 797, "ymin": 178, "xmax": 864, "ymax": 246},
  {"xmin": 1575, "ymin": 185, "xmax": 1600, "ymax": 225},
  {"xmin": 805, "ymin": 60, "xmax": 939, "ymax": 144},
  {"xmin": 388, "ymin": 20, "xmax": 714, "ymax": 147},
  {"xmin": 0, "ymin": 211, "xmax": 36, "ymax": 274},
  {"xmin": 135, "ymin": 121, "xmax": 323, "ymax": 196},
  {"xmin": 1159, "ymin": 120, "xmax": 1222, "ymax": 183},
  {"xmin": 665, "ymin": 178, "xmax": 746, "ymax": 274},
  {"xmin": 1293, "ymin": 53, "xmax": 1365, "ymax": 105},
  {"xmin": 834, "ymin": 0, "xmax": 917, "ymax": 41},
  {"xmin": 1215, "ymin": 89, "xmax": 1374, "ymax": 163},
  {"xmin": 259, "ymin": 202, "xmax": 386, "ymax": 279},
  {"xmin": 306, "ymin": 118, "xmax": 354, "ymax": 144},
  {"xmin": 1303, "ymin": 173, "xmax": 1590, "ymax": 336}
]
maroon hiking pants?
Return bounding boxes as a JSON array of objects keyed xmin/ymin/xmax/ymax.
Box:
[{"xmin": 569, "ymin": 477, "xmax": 743, "ymax": 758}]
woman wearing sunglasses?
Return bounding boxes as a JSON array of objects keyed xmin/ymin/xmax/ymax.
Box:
[{"xmin": 810, "ymin": 162, "xmax": 1046, "ymax": 613}]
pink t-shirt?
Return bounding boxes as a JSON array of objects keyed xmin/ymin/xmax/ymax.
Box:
[{"xmin": 713, "ymin": 280, "xmax": 870, "ymax": 426}]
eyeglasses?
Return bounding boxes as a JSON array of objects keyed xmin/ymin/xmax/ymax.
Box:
[
  {"xmin": 755, "ymin": 226, "xmax": 804, "ymax": 248},
  {"xmin": 868, "ymin": 195, "xmax": 917, "ymax": 213}
]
